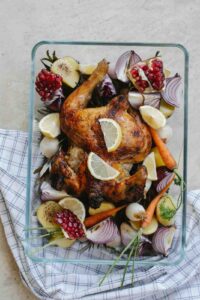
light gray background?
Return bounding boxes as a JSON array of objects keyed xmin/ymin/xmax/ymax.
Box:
[{"xmin": 0, "ymin": 0, "xmax": 199, "ymax": 299}]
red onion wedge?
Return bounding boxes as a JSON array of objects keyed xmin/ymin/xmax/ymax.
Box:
[
  {"xmin": 152, "ymin": 226, "xmax": 176, "ymax": 256},
  {"xmin": 156, "ymin": 170, "xmax": 174, "ymax": 193},
  {"xmin": 115, "ymin": 50, "xmax": 141, "ymax": 82},
  {"xmin": 161, "ymin": 74, "xmax": 182, "ymax": 107},
  {"xmin": 108, "ymin": 62, "xmax": 117, "ymax": 79},
  {"xmin": 99, "ymin": 74, "xmax": 116, "ymax": 98},
  {"xmin": 40, "ymin": 181, "xmax": 69, "ymax": 201},
  {"xmin": 86, "ymin": 218, "xmax": 119, "ymax": 245},
  {"xmin": 128, "ymin": 91, "xmax": 161, "ymax": 110}
]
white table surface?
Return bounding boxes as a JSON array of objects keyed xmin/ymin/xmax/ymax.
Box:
[{"xmin": 0, "ymin": 0, "xmax": 200, "ymax": 299}]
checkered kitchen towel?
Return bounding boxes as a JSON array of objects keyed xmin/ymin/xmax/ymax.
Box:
[{"xmin": 0, "ymin": 128, "xmax": 200, "ymax": 300}]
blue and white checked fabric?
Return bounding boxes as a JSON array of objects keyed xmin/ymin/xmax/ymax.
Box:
[{"xmin": 0, "ymin": 128, "xmax": 200, "ymax": 300}]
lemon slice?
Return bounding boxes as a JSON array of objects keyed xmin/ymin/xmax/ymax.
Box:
[
  {"xmin": 39, "ymin": 113, "xmax": 61, "ymax": 138},
  {"xmin": 143, "ymin": 152, "xmax": 158, "ymax": 181},
  {"xmin": 87, "ymin": 152, "xmax": 120, "ymax": 181},
  {"xmin": 99, "ymin": 118, "xmax": 122, "ymax": 152},
  {"xmin": 59, "ymin": 197, "xmax": 86, "ymax": 222},
  {"xmin": 139, "ymin": 105, "xmax": 166, "ymax": 129},
  {"xmin": 79, "ymin": 64, "xmax": 97, "ymax": 75}
]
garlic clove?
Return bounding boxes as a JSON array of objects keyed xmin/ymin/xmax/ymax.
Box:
[
  {"xmin": 157, "ymin": 124, "xmax": 173, "ymax": 143},
  {"xmin": 40, "ymin": 137, "xmax": 59, "ymax": 158},
  {"xmin": 120, "ymin": 222, "xmax": 138, "ymax": 246}
]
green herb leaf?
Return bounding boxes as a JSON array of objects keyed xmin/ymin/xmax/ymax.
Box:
[{"xmin": 159, "ymin": 202, "xmax": 176, "ymax": 220}]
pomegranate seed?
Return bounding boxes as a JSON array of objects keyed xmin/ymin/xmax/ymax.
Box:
[
  {"xmin": 131, "ymin": 68, "xmax": 139, "ymax": 78},
  {"xmin": 35, "ymin": 69, "xmax": 62, "ymax": 101}
]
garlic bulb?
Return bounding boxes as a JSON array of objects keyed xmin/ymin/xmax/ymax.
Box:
[{"xmin": 125, "ymin": 203, "xmax": 146, "ymax": 222}]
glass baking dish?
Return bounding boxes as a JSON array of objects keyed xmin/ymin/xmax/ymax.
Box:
[{"xmin": 25, "ymin": 41, "xmax": 188, "ymax": 265}]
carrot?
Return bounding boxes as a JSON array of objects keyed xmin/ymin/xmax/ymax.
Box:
[
  {"xmin": 150, "ymin": 127, "xmax": 177, "ymax": 170},
  {"xmin": 142, "ymin": 173, "xmax": 175, "ymax": 228},
  {"xmin": 84, "ymin": 205, "xmax": 127, "ymax": 228}
]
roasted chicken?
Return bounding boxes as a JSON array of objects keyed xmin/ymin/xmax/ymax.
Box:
[{"xmin": 51, "ymin": 60, "xmax": 152, "ymax": 207}]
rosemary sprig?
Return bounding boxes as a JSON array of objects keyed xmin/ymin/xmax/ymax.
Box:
[
  {"xmin": 41, "ymin": 50, "xmax": 58, "ymax": 70},
  {"xmin": 99, "ymin": 228, "xmax": 142, "ymax": 287}
]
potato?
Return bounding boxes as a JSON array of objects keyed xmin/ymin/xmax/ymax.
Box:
[
  {"xmin": 130, "ymin": 216, "xmax": 158, "ymax": 235},
  {"xmin": 156, "ymin": 195, "xmax": 176, "ymax": 226},
  {"xmin": 142, "ymin": 216, "xmax": 158, "ymax": 235},
  {"xmin": 88, "ymin": 201, "xmax": 115, "ymax": 215}
]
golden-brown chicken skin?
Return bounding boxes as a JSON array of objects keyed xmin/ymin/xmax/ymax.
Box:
[
  {"xmin": 51, "ymin": 59, "xmax": 152, "ymax": 207},
  {"xmin": 60, "ymin": 60, "xmax": 152, "ymax": 163}
]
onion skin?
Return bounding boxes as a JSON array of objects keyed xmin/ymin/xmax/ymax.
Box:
[
  {"xmin": 156, "ymin": 172, "xmax": 174, "ymax": 193},
  {"xmin": 161, "ymin": 74, "xmax": 182, "ymax": 107},
  {"xmin": 115, "ymin": 50, "xmax": 141, "ymax": 82},
  {"xmin": 86, "ymin": 218, "xmax": 119, "ymax": 245},
  {"xmin": 152, "ymin": 226, "xmax": 176, "ymax": 256},
  {"xmin": 106, "ymin": 230, "xmax": 121, "ymax": 248},
  {"xmin": 40, "ymin": 181, "xmax": 69, "ymax": 201}
]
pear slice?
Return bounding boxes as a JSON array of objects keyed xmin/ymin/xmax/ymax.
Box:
[
  {"xmin": 36, "ymin": 201, "xmax": 62, "ymax": 232},
  {"xmin": 51, "ymin": 56, "xmax": 80, "ymax": 88}
]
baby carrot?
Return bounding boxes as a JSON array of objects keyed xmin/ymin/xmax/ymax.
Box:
[
  {"xmin": 149, "ymin": 127, "xmax": 177, "ymax": 170},
  {"xmin": 84, "ymin": 205, "xmax": 126, "ymax": 228},
  {"xmin": 142, "ymin": 173, "xmax": 175, "ymax": 228}
]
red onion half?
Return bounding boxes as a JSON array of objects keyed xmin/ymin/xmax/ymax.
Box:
[
  {"xmin": 161, "ymin": 74, "xmax": 182, "ymax": 107},
  {"xmin": 152, "ymin": 226, "xmax": 176, "ymax": 256},
  {"xmin": 86, "ymin": 218, "xmax": 119, "ymax": 245},
  {"xmin": 115, "ymin": 50, "xmax": 142, "ymax": 82}
]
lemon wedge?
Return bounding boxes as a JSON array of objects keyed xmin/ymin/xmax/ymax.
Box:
[
  {"xmin": 151, "ymin": 147, "xmax": 165, "ymax": 167},
  {"xmin": 99, "ymin": 118, "xmax": 122, "ymax": 152},
  {"xmin": 87, "ymin": 152, "xmax": 120, "ymax": 181},
  {"xmin": 38, "ymin": 113, "xmax": 61, "ymax": 138},
  {"xmin": 143, "ymin": 152, "xmax": 158, "ymax": 181},
  {"xmin": 79, "ymin": 63, "xmax": 97, "ymax": 75},
  {"xmin": 139, "ymin": 105, "xmax": 166, "ymax": 129},
  {"xmin": 59, "ymin": 197, "xmax": 86, "ymax": 222}
]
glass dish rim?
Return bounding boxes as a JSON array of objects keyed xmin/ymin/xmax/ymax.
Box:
[{"xmin": 25, "ymin": 40, "xmax": 189, "ymax": 265}]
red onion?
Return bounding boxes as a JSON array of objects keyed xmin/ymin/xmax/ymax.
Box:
[
  {"xmin": 152, "ymin": 226, "xmax": 176, "ymax": 256},
  {"xmin": 115, "ymin": 50, "xmax": 141, "ymax": 82},
  {"xmin": 106, "ymin": 229, "xmax": 121, "ymax": 248},
  {"xmin": 128, "ymin": 92, "xmax": 160, "ymax": 110},
  {"xmin": 156, "ymin": 171, "xmax": 174, "ymax": 193},
  {"xmin": 86, "ymin": 218, "xmax": 119, "ymax": 244},
  {"xmin": 161, "ymin": 74, "xmax": 182, "ymax": 107},
  {"xmin": 99, "ymin": 74, "xmax": 116, "ymax": 98},
  {"xmin": 108, "ymin": 62, "xmax": 117, "ymax": 79},
  {"xmin": 40, "ymin": 181, "xmax": 69, "ymax": 201}
]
